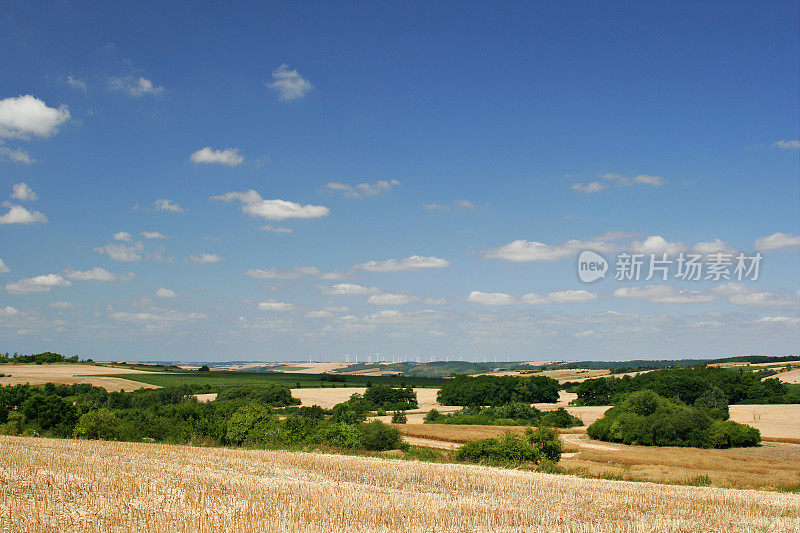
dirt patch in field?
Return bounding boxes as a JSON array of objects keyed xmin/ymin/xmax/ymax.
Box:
[{"xmin": 0, "ymin": 363, "xmax": 160, "ymax": 391}]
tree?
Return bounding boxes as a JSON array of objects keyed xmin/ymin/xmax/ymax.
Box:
[{"xmin": 74, "ymin": 408, "xmax": 119, "ymax": 440}]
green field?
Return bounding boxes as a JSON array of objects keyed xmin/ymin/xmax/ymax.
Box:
[{"xmin": 109, "ymin": 371, "xmax": 445, "ymax": 391}]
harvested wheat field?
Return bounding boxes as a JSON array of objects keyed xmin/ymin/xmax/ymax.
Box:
[
  {"xmin": 1, "ymin": 436, "xmax": 798, "ymax": 532},
  {"xmin": 729, "ymin": 404, "xmax": 800, "ymax": 440},
  {"xmin": 0, "ymin": 363, "xmax": 159, "ymax": 392}
]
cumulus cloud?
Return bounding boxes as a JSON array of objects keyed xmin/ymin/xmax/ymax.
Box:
[
  {"xmin": 0, "ymin": 258, "xmax": 8, "ymax": 273},
  {"xmin": 773, "ymin": 139, "xmax": 800, "ymax": 150},
  {"xmin": 189, "ymin": 253, "xmax": 223, "ymax": 264},
  {"xmin": 325, "ymin": 179, "xmax": 400, "ymax": 198},
  {"xmin": 305, "ymin": 310, "xmax": 333, "ymax": 318},
  {"xmin": 355, "ymin": 255, "xmax": 451, "ymax": 272},
  {"xmin": 49, "ymin": 301, "xmax": 72, "ymax": 308},
  {"xmin": 95, "ymin": 241, "xmax": 143, "ymax": 262},
  {"xmin": 245, "ymin": 266, "xmax": 319, "ymax": 280},
  {"xmin": 629, "ymin": 236, "xmax": 687, "ymax": 256},
  {"xmin": 691, "ymin": 238, "xmax": 737, "ymax": 257},
  {"xmin": 758, "ymin": 316, "xmax": 800, "ymax": 325},
  {"xmin": 468, "ymin": 289, "xmax": 597, "ymax": 305},
  {"xmin": 212, "ymin": 189, "xmax": 329, "ymax": 221},
  {"xmin": 190, "ymin": 147, "xmax": 244, "ymax": 166},
  {"xmin": 0, "ymin": 95, "xmax": 70, "ymax": 138},
  {"xmin": 0, "ymin": 305, "xmax": 21, "ymax": 316},
  {"xmin": 321, "ymin": 283, "xmax": 381, "ymax": 295},
  {"xmin": 6, "ymin": 273, "xmax": 70, "ymax": 294},
  {"xmin": 10, "ymin": 182, "xmax": 37, "ymax": 201},
  {"xmin": 111, "ymin": 310, "xmax": 205, "ymax": 323},
  {"xmin": 711, "ymin": 284, "xmax": 798, "ymax": 307},
  {"xmin": 367, "ymin": 293, "xmax": 417, "ymax": 306},
  {"xmin": 754, "ymin": 232, "xmax": 800, "ymax": 252},
  {"xmin": 141, "ymin": 231, "xmax": 167, "ymax": 239},
  {"xmin": 467, "ymin": 291, "xmax": 516, "ymax": 306},
  {"xmin": 614, "ymin": 285, "xmax": 715, "ymax": 304},
  {"xmin": 65, "ymin": 268, "xmax": 134, "ymax": 282},
  {"xmin": 153, "ymin": 199, "xmax": 184, "ymax": 212},
  {"xmin": 0, "ymin": 147, "xmax": 34, "ymax": 164},
  {"xmin": 0, "ymin": 205, "xmax": 47, "ymax": 224},
  {"xmin": 257, "ymin": 299, "xmax": 295, "ymax": 311},
  {"xmin": 156, "ymin": 288, "xmax": 177, "ymax": 298},
  {"xmin": 267, "ymin": 64, "xmax": 313, "ymax": 101},
  {"xmin": 108, "ymin": 76, "xmax": 164, "ymax": 97},
  {"xmin": 113, "ymin": 231, "xmax": 132, "ymax": 241},
  {"xmin": 484, "ymin": 239, "xmax": 615, "ymax": 262}
]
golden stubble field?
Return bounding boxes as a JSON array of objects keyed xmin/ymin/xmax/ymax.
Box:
[
  {"xmin": 1, "ymin": 435, "xmax": 798, "ymax": 533},
  {"xmin": 0, "ymin": 364, "xmax": 159, "ymax": 392}
]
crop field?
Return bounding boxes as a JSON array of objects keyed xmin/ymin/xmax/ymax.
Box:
[
  {"xmin": 0, "ymin": 364, "xmax": 160, "ymax": 392},
  {"xmin": 1, "ymin": 435, "xmax": 798, "ymax": 533},
  {"xmin": 110, "ymin": 370, "xmax": 445, "ymax": 390}
]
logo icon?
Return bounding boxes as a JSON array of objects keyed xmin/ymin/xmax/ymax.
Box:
[{"xmin": 578, "ymin": 251, "xmax": 608, "ymax": 283}]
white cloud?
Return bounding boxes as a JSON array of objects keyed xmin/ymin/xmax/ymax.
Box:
[
  {"xmin": 468, "ymin": 289, "xmax": 597, "ymax": 305},
  {"xmin": 321, "ymin": 283, "xmax": 381, "ymax": 295},
  {"xmin": 10, "ymin": 182, "xmax": 37, "ymax": 201},
  {"xmin": 757, "ymin": 316, "xmax": 800, "ymax": 325},
  {"xmin": 467, "ymin": 291, "xmax": 516, "ymax": 306},
  {"xmin": 113, "ymin": 231, "xmax": 132, "ymax": 242},
  {"xmin": 614, "ymin": 285, "xmax": 715, "ymax": 304},
  {"xmin": 728, "ymin": 290, "xmax": 796, "ymax": 307},
  {"xmin": 367, "ymin": 293, "xmax": 417, "ymax": 306},
  {"xmin": 141, "ymin": 231, "xmax": 167, "ymax": 239},
  {"xmin": 0, "ymin": 258, "xmax": 9, "ymax": 273},
  {"xmin": 267, "ymin": 64, "xmax": 313, "ymax": 101},
  {"xmin": 0, "ymin": 95, "xmax": 70, "ymax": 138},
  {"xmin": 325, "ymin": 179, "xmax": 400, "ymax": 198},
  {"xmin": 483, "ymin": 239, "xmax": 615, "ymax": 262},
  {"xmin": 109, "ymin": 77, "xmax": 164, "ymax": 97},
  {"xmin": 95, "ymin": 241, "xmax": 143, "ymax": 262},
  {"xmin": 773, "ymin": 139, "xmax": 800, "ymax": 150},
  {"xmin": 189, "ymin": 253, "xmax": 223, "ymax": 264},
  {"xmin": 6, "ymin": 274, "xmax": 70, "ymax": 294},
  {"xmin": 190, "ymin": 147, "xmax": 244, "ymax": 166},
  {"xmin": 572, "ymin": 173, "xmax": 667, "ymax": 193},
  {"xmin": 153, "ymin": 199, "xmax": 184, "ymax": 212},
  {"xmin": 65, "ymin": 268, "xmax": 134, "ymax": 282},
  {"xmin": 691, "ymin": 238, "xmax": 736, "ymax": 256},
  {"xmin": 0, "ymin": 147, "xmax": 34, "ymax": 164},
  {"xmin": 156, "ymin": 288, "xmax": 177, "ymax": 298},
  {"xmin": 522, "ymin": 290, "xmax": 597, "ymax": 304},
  {"xmin": 245, "ymin": 266, "xmax": 319, "ymax": 280},
  {"xmin": 305, "ymin": 310, "xmax": 333, "ymax": 318},
  {"xmin": 574, "ymin": 329, "xmax": 594, "ymax": 338},
  {"xmin": 0, "ymin": 205, "xmax": 47, "ymax": 224},
  {"xmin": 212, "ymin": 190, "xmax": 329, "ymax": 221},
  {"xmin": 423, "ymin": 199, "xmax": 477, "ymax": 210},
  {"xmin": 257, "ymin": 299, "xmax": 295, "ymax": 312},
  {"xmin": 65, "ymin": 75, "xmax": 87, "ymax": 90},
  {"xmin": 0, "ymin": 305, "xmax": 21, "ymax": 316},
  {"xmin": 355, "ymin": 255, "xmax": 451, "ymax": 272},
  {"xmin": 49, "ymin": 301, "xmax": 72, "ymax": 309},
  {"xmin": 111, "ymin": 310, "xmax": 205, "ymax": 323},
  {"xmin": 571, "ymin": 182, "xmax": 605, "ymax": 193},
  {"xmin": 754, "ymin": 232, "xmax": 800, "ymax": 252},
  {"xmin": 629, "ymin": 236, "xmax": 687, "ymax": 256},
  {"xmin": 424, "ymin": 297, "xmax": 447, "ymax": 305},
  {"xmin": 261, "ymin": 225, "xmax": 293, "ymax": 233}
]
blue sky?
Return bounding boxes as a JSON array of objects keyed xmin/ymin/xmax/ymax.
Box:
[{"xmin": 1, "ymin": 1, "xmax": 798, "ymax": 362}]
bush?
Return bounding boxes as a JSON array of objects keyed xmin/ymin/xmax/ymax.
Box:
[
  {"xmin": 331, "ymin": 394, "xmax": 370, "ymax": 424},
  {"xmin": 391, "ymin": 410, "xmax": 408, "ymax": 424},
  {"xmin": 359, "ymin": 420, "xmax": 403, "ymax": 451},
  {"xmin": 424, "ymin": 404, "xmax": 582, "ymax": 428},
  {"xmin": 315, "ymin": 423, "xmax": 364, "ymax": 449},
  {"xmin": 588, "ymin": 391, "xmax": 760, "ymax": 448},
  {"xmin": 424, "ymin": 409, "xmax": 443, "ymax": 422},
  {"xmin": 525, "ymin": 427, "xmax": 562, "ymax": 461},
  {"xmin": 216, "ymin": 385, "xmax": 298, "ymax": 407},
  {"xmin": 226, "ymin": 404, "xmax": 275, "ymax": 445},
  {"xmin": 74, "ymin": 408, "xmax": 119, "ymax": 440},
  {"xmin": 455, "ymin": 428, "xmax": 563, "ymax": 466}
]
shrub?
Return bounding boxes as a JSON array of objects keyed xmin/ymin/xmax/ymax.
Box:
[
  {"xmin": 226, "ymin": 404, "xmax": 275, "ymax": 445},
  {"xmin": 315, "ymin": 423, "xmax": 364, "ymax": 449},
  {"xmin": 437, "ymin": 375, "xmax": 560, "ymax": 406},
  {"xmin": 525, "ymin": 427, "xmax": 562, "ymax": 461},
  {"xmin": 588, "ymin": 391, "xmax": 760, "ymax": 448},
  {"xmin": 455, "ymin": 432, "xmax": 543, "ymax": 466},
  {"xmin": 391, "ymin": 410, "xmax": 407, "ymax": 424},
  {"xmin": 424, "ymin": 409, "xmax": 443, "ymax": 422},
  {"xmin": 359, "ymin": 420, "xmax": 403, "ymax": 451},
  {"xmin": 74, "ymin": 408, "xmax": 119, "ymax": 440},
  {"xmin": 331, "ymin": 394, "xmax": 370, "ymax": 424}
]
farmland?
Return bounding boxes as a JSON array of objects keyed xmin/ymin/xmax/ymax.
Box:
[{"xmin": 2, "ymin": 435, "xmax": 798, "ymax": 533}]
